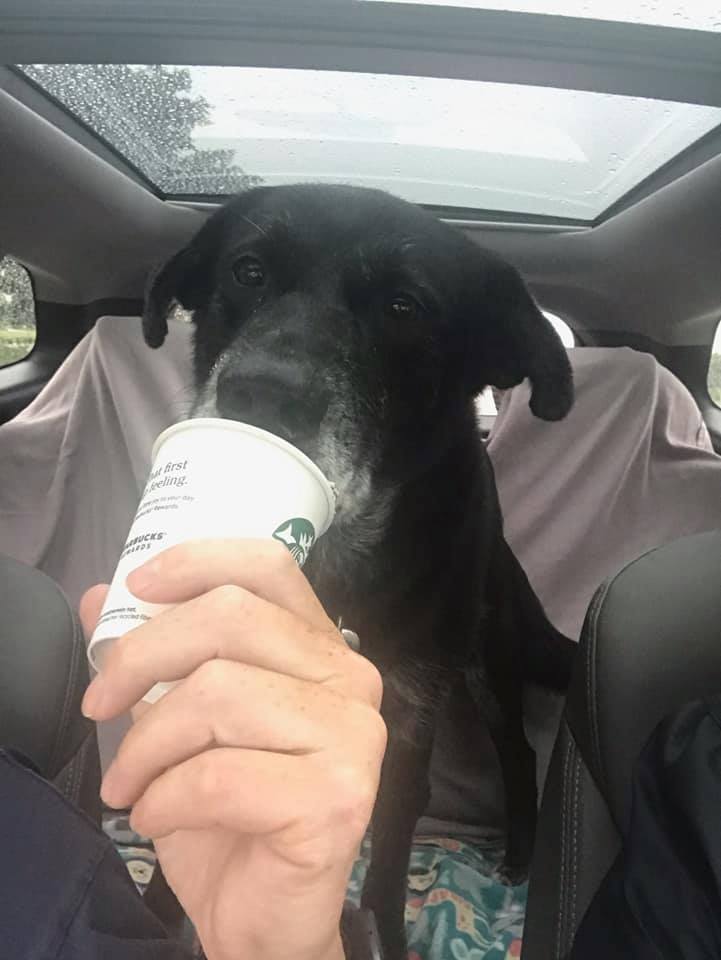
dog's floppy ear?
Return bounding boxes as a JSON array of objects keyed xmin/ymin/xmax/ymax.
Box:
[
  {"xmin": 467, "ymin": 254, "xmax": 573, "ymax": 421},
  {"xmin": 142, "ymin": 217, "xmax": 221, "ymax": 348}
]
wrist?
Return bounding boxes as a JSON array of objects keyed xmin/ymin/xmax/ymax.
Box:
[
  {"xmin": 199, "ymin": 928, "xmax": 345, "ymax": 960},
  {"xmin": 319, "ymin": 932, "xmax": 346, "ymax": 960}
]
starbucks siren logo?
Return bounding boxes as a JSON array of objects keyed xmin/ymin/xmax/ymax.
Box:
[{"xmin": 272, "ymin": 518, "xmax": 316, "ymax": 565}]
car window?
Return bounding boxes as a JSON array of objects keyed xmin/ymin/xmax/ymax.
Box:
[
  {"xmin": 708, "ymin": 322, "xmax": 721, "ymax": 408},
  {"xmin": 545, "ymin": 311, "xmax": 575, "ymax": 349},
  {"xmin": 0, "ymin": 257, "xmax": 37, "ymax": 367}
]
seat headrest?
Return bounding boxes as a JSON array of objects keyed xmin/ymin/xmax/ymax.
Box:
[
  {"xmin": 489, "ymin": 347, "xmax": 721, "ymax": 642},
  {"xmin": 567, "ymin": 529, "xmax": 721, "ymax": 832}
]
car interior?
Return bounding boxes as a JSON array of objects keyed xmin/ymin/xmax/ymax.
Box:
[{"xmin": 1, "ymin": 2, "xmax": 721, "ymax": 957}]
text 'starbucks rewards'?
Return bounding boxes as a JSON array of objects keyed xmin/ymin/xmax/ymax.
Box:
[{"xmin": 88, "ymin": 419, "xmax": 336, "ymax": 702}]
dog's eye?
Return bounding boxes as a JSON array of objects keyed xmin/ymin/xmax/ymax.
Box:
[
  {"xmin": 232, "ymin": 256, "xmax": 266, "ymax": 287},
  {"xmin": 388, "ymin": 295, "xmax": 419, "ymax": 320}
]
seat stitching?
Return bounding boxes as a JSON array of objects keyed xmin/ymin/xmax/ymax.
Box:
[
  {"xmin": 569, "ymin": 743, "xmax": 581, "ymax": 936},
  {"xmin": 69, "ymin": 743, "xmax": 83, "ymax": 805},
  {"xmin": 556, "ymin": 733, "xmax": 573, "ymax": 959},
  {"xmin": 583, "ymin": 538, "xmax": 677, "ymax": 802},
  {"xmin": 555, "ymin": 737, "xmax": 568, "ymax": 958},
  {"xmin": 585, "ymin": 582, "xmax": 611, "ymax": 795},
  {"xmin": 49, "ymin": 610, "xmax": 84, "ymax": 776}
]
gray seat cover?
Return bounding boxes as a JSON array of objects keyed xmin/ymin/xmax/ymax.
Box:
[{"xmin": 1, "ymin": 318, "xmax": 720, "ymax": 833}]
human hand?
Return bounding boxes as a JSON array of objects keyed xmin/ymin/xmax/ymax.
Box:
[{"xmin": 80, "ymin": 540, "xmax": 386, "ymax": 960}]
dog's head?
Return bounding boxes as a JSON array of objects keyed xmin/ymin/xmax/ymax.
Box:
[{"xmin": 144, "ymin": 184, "xmax": 572, "ymax": 511}]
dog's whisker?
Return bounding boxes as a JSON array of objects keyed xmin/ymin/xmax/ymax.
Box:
[{"xmin": 239, "ymin": 213, "xmax": 270, "ymax": 240}]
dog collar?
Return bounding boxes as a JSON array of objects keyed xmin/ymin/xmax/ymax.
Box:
[{"xmin": 337, "ymin": 617, "xmax": 361, "ymax": 653}]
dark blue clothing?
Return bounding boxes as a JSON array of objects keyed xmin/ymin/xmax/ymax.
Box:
[
  {"xmin": 1, "ymin": 749, "xmax": 193, "ymax": 959},
  {"xmin": 5, "ymin": 692, "xmax": 721, "ymax": 960},
  {"xmin": 571, "ymin": 696, "xmax": 721, "ymax": 958}
]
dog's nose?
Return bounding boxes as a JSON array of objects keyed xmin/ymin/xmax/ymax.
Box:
[{"xmin": 215, "ymin": 368, "xmax": 329, "ymax": 444}]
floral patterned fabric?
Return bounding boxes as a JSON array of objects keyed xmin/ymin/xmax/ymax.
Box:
[
  {"xmin": 347, "ymin": 836, "xmax": 526, "ymax": 960},
  {"xmin": 103, "ymin": 812, "xmax": 158, "ymax": 896},
  {"xmin": 105, "ymin": 814, "xmax": 526, "ymax": 959}
]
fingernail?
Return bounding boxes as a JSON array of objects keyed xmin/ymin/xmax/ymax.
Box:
[
  {"xmin": 81, "ymin": 676, "xmax": 106, "ymax": 719},
  {"xmin": 100, "ymin": 762, "xmax": 122, "ymax": 807},
  {"xmin": 126, "ymin": 559, "xmax": 159, "ymax": 596}
]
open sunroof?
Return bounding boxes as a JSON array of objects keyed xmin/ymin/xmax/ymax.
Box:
[{"xmin": 19, "ymin": 63, "xmax": 721, "ymax": 221}]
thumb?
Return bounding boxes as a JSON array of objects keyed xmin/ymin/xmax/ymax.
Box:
[{"xmin": 79, "ymin": 584, "xmax": 110, "ymax": 639}]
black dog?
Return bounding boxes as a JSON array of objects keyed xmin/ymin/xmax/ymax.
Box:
[{"xmin": 143, "ymin": 184, "xmax": 575, "ymax": 959}]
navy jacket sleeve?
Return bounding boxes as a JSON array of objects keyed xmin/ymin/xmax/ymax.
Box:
[
  {"xmin": 0, "ymin": 748, "xmax": 195, "ymax": 960},
  {"xmin": 571, "ymin": 697, "xmax": 721, "ymax": 959}
]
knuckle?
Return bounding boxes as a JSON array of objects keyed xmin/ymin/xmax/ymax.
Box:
[
  {"xmin": 344, "ymin": 701, "xmax": 387, "ymax": 763},
  {"xmin": 106, "ymin": 630, "xmax": 141, "ymax": 674},
  {"xmin": 353, "ymin": 655, "xmax": 384, "ymax": 709},
  {"xmin": 207, "ymin": 583, "xmax": 245, "ymax": 615},
  {"xmin": 193, "ymin": 749, "xmax": 241, "ymax": 816},
  {"xmin": 328, "ymin": 758, "xmax": 379, "ymax": 831},
  {"xmin": 191, "ymin": 657, "xmax": 230, "ymax": 697},
  {"xmin": 366, "ymin": 709, "xmax": 388, "ymax": 759},
  {"xmin": 196, "ymin": 752, "xmax": 233, "ymax": 806},
  {"xmin": 264, "ymin": 539, "xmax": 297, "ymax": 574}
]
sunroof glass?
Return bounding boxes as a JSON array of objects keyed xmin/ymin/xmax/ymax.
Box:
[
  {"xmin": 19, "ymin": 64, "xmax": 721, "ymax": 220},
  {"xmin": 361, "ymin": 0, "xmax": 721, "ymax": 32}
]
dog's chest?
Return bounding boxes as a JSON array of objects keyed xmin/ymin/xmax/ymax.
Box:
[{"xmin": 307, "ymin": 541, "xmax": 469, "ymax": 681}]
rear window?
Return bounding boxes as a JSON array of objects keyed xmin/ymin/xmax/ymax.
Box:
[{"xmin": 709, "ymin": 322, "xmax": 721, "ymax": 408}]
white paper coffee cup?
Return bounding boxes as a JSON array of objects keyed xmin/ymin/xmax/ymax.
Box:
[{"xmin": 88, "ymin": 418, "xmax": 336, "ymax": 702}]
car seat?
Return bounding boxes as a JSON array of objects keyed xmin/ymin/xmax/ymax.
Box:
[
  {"xmin": 521, "ymin": 529, "xmax": 721, "ymax": 958},
  {"xmin": 0, "ymin": 553, "xmax": 101, "ymax": 823}
]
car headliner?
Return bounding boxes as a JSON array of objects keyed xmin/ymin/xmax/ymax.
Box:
[{"xmin": 1, "ymin": 1, "xmax": 720, "ymax": 438}]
